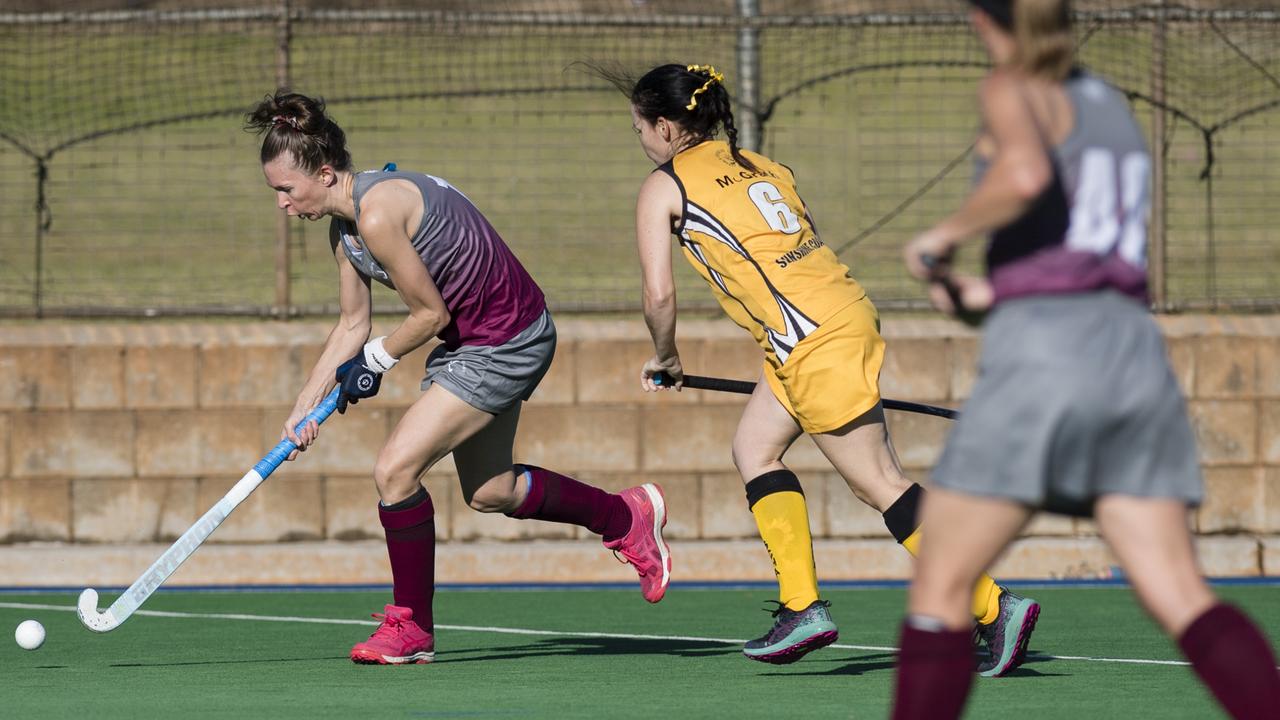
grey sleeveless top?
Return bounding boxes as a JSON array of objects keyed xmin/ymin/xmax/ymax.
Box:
[
  {"xmin": 974, "ymin": 70, "xmax": 1151, "ymax": 304},
  {"xmin": 331, "ymin": 170, "xmax": 545, "ymax": 349}
]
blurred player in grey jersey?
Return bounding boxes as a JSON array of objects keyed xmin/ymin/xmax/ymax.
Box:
[{"xmin": 891, "ymin": 1, "xmax": 1280, "ymax": 718}]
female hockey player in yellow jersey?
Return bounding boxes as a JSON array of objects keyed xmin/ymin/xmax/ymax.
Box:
[{"xmin": 606, "ymin": 63, "xmax": 1038, "ymax": 674}]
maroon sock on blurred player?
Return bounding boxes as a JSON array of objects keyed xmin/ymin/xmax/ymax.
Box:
[
  {"xmin": 1178, "ymin": 603, "xmax": 1280, "ymax": 720},
  {"xmin": 379, "ymin": 486, "xmax": 436, "ymax": 632},
  {"xmin": 892, "ymin": 617, "xmax": 975, "ymax": 720},
  {"xmin": 508, "ymin": 465, "xmax": 632, "ymax": 541}
]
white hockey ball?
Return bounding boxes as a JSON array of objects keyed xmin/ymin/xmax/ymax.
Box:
[{"xmin": 15, "ymin": 619, "xmax": 45, "ymax": 650}]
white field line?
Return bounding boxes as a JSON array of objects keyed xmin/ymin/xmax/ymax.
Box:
[{"xmin": 0, "ymin": 601, "xmax": 1191, "ymax": 668}]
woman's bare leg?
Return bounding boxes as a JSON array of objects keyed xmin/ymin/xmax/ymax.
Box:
[{"xmin": 1096, "ymin": 494, "xmax": 1280, "ymax": 720}]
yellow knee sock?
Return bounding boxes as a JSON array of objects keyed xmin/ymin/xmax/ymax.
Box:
[
  {"xmin": 884, "ymin": 484, "xmax": 1004, "ymax": 625},
  {"xmin": 747, "ymin": 470, "xmax": 819, "ymax": 612},
  {"xmin": 901, "ymin": 529, "xmax": 1004, "ymax": 624}
]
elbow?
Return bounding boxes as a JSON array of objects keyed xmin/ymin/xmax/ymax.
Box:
[
  {"xmin": 642, "ymin": 287, "xmax": 675, "ymax": 314},
  {"xmin": 643, "ymin": 280, "xmax": 675, "ymax": 308},
  {"xmin": 415, "ymin": 306, "xmax": 450, "ymax": 334},
  {"xmin": 1009, "ymin": 159, "xmax": 1052, "ymax": 202}
]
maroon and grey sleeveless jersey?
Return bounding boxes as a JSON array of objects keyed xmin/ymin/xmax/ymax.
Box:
[
  {"xmin": 331, "ymin": 170, "xmax": 545, "ymax": 349},
  {"xmin": 975, "ymin": 70, "xmax": 1151, "ymax": 305}
]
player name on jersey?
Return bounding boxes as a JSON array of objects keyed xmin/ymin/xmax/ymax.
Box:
[{"xmin": 714, "ymin": 167, "xmax": 784, "ymax": 188}]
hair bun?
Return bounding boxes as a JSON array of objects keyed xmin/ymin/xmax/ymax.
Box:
[{"xmin": 271, "ymin": 115, "xmax": 303, "ymax": 131}]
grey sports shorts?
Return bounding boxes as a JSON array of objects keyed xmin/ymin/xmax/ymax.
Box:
[
  {"xmin": 932, "ymin": 291, "xmax": 1202, "ymax": 516},
  {"xmin": 421, "ymin": 309, "xmax": 556, "ymax": 414}
]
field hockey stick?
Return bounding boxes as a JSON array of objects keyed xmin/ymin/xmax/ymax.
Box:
[
  {"xmin": 920, "ymin": 253, "xmax": 985, "ymax": 326},
  {"xmin": 653, "ymin": 372, "xmax": 958, "ymax": 420},
  {"xmin": 77, "ymin": 386, "xmax": 342, "ymax": 633}
]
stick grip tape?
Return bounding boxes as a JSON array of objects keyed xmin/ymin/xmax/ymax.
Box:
[{"xmin": 252, "ymin": 386, "xmax": 342, "ymax": 477}]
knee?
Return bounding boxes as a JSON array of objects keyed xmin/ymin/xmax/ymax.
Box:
[
  {"xmin": 913, "ymin": 546, "xmax": 986, "ymax": 602},
  {"xmin": 465, "ymin": 477, "xmax": 520, "ymax": 514},
  {"xmin": 732, "ymin": 435, "xmax": 778, "ymax": 478},
  {"xmin": 908, "ymin": 561, "xmax": 983, "ymax": 621},
  {"xmin": 730, "ymin": 444, "xmax": 750, "ymax": 475},
  {"xmin": 372, "ymin": 455, "xmax": 420, "ymax": 503}
]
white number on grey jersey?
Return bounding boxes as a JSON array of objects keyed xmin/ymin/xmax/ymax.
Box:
[{"xmin": 1065, "ymin": 148, "xmax": 1151, "ymax": 267}]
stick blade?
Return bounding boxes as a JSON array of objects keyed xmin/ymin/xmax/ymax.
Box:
[{"xmin": 77, "ymin": 588, "xmax": 120, "ymax": 633}]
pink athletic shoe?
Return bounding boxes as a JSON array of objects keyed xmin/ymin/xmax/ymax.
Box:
[
  {"xmin": 350, "ymin": 605, "xmax": 435, "ymax": 665},
  {"xmin": 604, "ymin": 483, "xmax": 672, "ymax": 603}
]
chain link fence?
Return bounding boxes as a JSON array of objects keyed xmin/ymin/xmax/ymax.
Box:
[{"xmin": 0, "ymin": 0, "xmax": 1277, "ymax": 316}]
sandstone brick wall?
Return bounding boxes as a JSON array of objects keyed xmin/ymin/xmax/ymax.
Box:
[{"xmin": 0, "ymin": 314, "xmax": 1277, "ymax": 584}]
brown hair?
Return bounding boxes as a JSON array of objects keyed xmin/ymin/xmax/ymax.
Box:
[
  {"xmin": 1009, "ymin": 0, "xmax": 1074, "ymax": 82},
  {"xmin": 244, "ymin": 92, "xmax": 352, "ymax": 173}
]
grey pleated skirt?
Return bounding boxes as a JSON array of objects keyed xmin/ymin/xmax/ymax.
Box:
[{"xmin": 932, "ymin": 291, "xmax": 1203, "ymax": 516}]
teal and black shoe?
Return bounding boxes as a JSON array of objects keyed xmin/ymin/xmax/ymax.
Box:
[
  {"xmin": 975, "ymin": 588, "xmax": 1041, "ymax": 677},
  {"xmin": 742, "ymin": 600, "xmax": 839, "ymax": 665}
]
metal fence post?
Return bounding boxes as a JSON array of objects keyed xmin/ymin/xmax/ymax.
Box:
[
  {"xmin": 274, "ymin": 0, "xmax": 293, "ymax": 316},
  {"xmin": 735, "ymin": 0, "xmax": 761, "ymax": 152},
  {"xmin": 1149, "ymin": 0, "xmax": 1169, "ymax": 311},
  {"xmin": 33, "ymin": 158, "xmax": 48, "ymax": 317}
]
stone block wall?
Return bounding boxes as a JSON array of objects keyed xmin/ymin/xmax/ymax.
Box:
[{"xmin": 0, "ymin": 314, "xmax": 1277, "ymax": 585}]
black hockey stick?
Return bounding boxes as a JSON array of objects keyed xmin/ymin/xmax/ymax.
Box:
[{"xmin": 653, "ymin": 372, "xmax": 958, "ymax": 420}]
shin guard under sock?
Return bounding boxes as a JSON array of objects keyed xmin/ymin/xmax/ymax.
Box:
[
  {"xmin": 507, "ymin": 464, "xmax": 632, "ymax": 542},
  {"xmin": 746, "ymin": 470, "xmax": 818, "ymax": 612},
  {"xmin": 1178, "ymin": 603, "xmax": 1280, "ymax": 719},
  {"xmin": 883, "ymin": 483, "xmax": 1004, "ymax": 624},
  {"xmin": 379, "ymin": 485, "xmax": 436, "ymax": 631},
  {"xmin": 892, "ymin": 617, "xmax": 975, "ymax": 720}
]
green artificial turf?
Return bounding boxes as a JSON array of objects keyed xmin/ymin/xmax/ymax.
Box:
[{"xmin": 2, "ymin": 584, "xmax": 1276, "ymax": 719}]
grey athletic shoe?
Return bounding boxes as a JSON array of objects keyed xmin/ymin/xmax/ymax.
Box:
[
  {"xmin": 975, "ymin": 588, "xmax": 1041, "ymax": 677},
  {"xmin": 742, "ymin": 600, "xmax": 839, "ymax": 665}
]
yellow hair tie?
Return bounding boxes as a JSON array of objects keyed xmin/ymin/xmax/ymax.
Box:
[{"xmin": 685, "ymin": 64, "xmax": 725, "ymax": 111}]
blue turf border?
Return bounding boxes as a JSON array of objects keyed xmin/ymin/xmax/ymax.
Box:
[{"xmin": 1, "ymin": 576, "xmax": 1277, "ymax": 594}]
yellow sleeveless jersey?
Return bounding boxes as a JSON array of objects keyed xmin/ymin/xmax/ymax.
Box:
[{"xmin": 660, "ymin": 140, "xmax": 865, "ymax": 365}]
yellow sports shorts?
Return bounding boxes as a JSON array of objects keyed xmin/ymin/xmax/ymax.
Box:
[{"xmin": 763, "ymin": 295, "xmax": 885, "ymax": 434}]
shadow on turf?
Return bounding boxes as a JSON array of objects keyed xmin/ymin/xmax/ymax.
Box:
[
  {"xmin": 756, "ymin": 651, "xmax": 897, "ymax": 677},
  {"xmin": 438, "ymin": 636, "xmax": 734, "ymax": 663},
  {"xmin": 1001, "ymin": 653, "xmax": 1068, "ymax": 677},
  {"xmin": 109, "ymin": 655, "xmax": 349, "ymax": 667},
  {"xmin": 757, "ymin": 652, "xmax": 1067, "ymax": 678},
  {"xmin": 999, "ymin": 667, "xmax": 1066, "ymax": 678}
]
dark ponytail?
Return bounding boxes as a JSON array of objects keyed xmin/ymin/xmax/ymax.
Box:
[
  {"xmin": 597, "ymin": 63, "xmax": 759, "ymax": 172},
  {"xmin": 244, "ymin": 92, "xmax": 352, "ymax": 174}
]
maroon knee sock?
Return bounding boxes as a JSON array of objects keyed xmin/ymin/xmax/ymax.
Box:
[
  {"xmin": 1178, "ymin": 603, "xmax": 1280, "ymax": 719},
  {"xmin": 892, "ymin": 618, "xmax": 975, "ymax": 720},
  {"xmin": 507, "ymin": 465, "xmax": 632, "ymax": 541},
  {"xmin": 379, "ymin": 487, "xmax": 435, "ymax": 632}
]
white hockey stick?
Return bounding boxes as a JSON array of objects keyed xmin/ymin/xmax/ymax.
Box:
[{"xmin": 77, "ymin": 387, "xmax": 341, "ymax": 632}]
